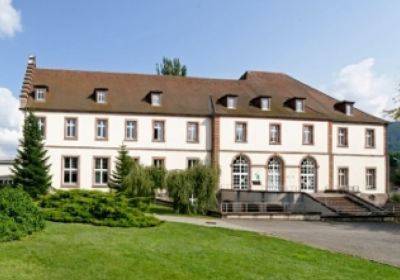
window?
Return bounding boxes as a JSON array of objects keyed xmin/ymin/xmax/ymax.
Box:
[
  {"xmin": 94, "ymin": 158, "xmax": 109, "ymax": 186},
  {"xmin": 35, "ymin": 88, "xmax": 46, "ymax": 101},
  {"xmin": 187, "ymin": 158, "xmax": 200, "ymax": 169},
  {"xmin": 295, "ymin": 99, "xmax": 305, "ymax": 112},
  {"xmin": 366, "ymin": 168, "xmax": 376, "ymax": 190},
  {"xmin": 227, "ymin": 96, "xmax": 237, "ymax": 109},
  {"xmin": 260, "ymin": 97, "xmax": 271, "ymax": 111},
  {"xmin": 151, "ymin": 93, "xmax": 161, "ymax": 106},
  {"xmin": 153, "ymin": 121, "xmax": 165, "ymax": 142},
  {"xmin": 300, "ymin": 157, "xmax": 317, "ymax": 192},
  {"xmin": 63, "ymin": 157, "xmax": 78, "ymax": 186},
  {"xmin": 235, "ymin": 122, "xmax": 247, "ymax": 143},
  {"xmin": 187, "ymin": 122, "xmax": 199, "ymax": 143},
  {"xmin": 96, "ymin": 90, "xmax": 107, "ymax": 104},
  {"xmin": 65, "ymin": 118, "xmax": 77, "ymax": 139},
  {"xmin": 153, "ymin": 158, "xmax": 165, "ymax": 168},
  {"xmin": 267, "ymin": 157, "xmax": 282, "ymax": 191},
  {"xmin": 365, "ymin": 129, "xmax": 375, "ymax": 148},
  {"xmin": 303, "ymin": 125, "xmax": 314, "ymax": 145},
  {"xmin": 125, "ymin": 120, "xmax": 137, "ymax": 141},
  {"xmin": 345, "ymin": 104, "xmax": 353, "ymax": 116},
  {"xmin": 338, "ymin": 128, "xmax": 348, "ymax": 147},
  {"xmin": 232, "ymin": 155, "xmax": 249, "ymax": 190},
  {"xmin": 37, "ymin": 117, "xmax": 46, "ymax": 138},
  {"xmin": 269, "ymin": 124, "xmax": 281, "ymax": 144},
  {"xmin": 338, "ymin": 168, "xmax": 349, "ymax": 188},
  {"xmin": 96, "ymin": 119, "xmax": 108, "ymax": 140}
]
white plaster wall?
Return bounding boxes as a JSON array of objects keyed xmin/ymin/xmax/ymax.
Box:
[
  {"xmin": 332, "ymin": 123, "xmax": 384, "ymax": 155},
  {"xmin": 219, "ymin": 118, "xmax": 328, "ymax": 153},
  {"xmin": 333, "ymin": 156, "xmax": 386, "ymax": 193},
  {"xmin": 0, "ymin": 163, "xmax": 12, "ymax": 177}
]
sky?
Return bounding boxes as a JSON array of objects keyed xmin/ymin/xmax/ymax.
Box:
[{"xmin": 0, "ymin": 0, "xmax": 400, "ymax": 158}]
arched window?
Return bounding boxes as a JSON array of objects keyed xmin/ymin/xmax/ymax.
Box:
[
  {"xmin": 267, "ymin": 157, "xmax": 283, "ymax": 191},
  {"xmin": 232, "ymin": 155, "xmax": 250, "ymax": 190},
  {"xmin": 300, "ymin": 157, "xmax": 317, "ymax": 192}
]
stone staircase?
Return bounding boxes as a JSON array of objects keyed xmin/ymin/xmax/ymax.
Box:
[{"xmin": 313, "ymin": 194, "xmax": 370, "ymax": 216}]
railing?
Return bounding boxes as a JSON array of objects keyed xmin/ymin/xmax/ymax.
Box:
[{"xmin": 220, "ymin": 202, "xmax": 306, "ymax": 214}]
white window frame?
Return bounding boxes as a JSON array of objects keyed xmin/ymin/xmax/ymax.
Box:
[
  {"xmin": 345, "ymin": 104, "xmax": 353, "ymax": 116},
  {"xmin": 232, "ymin": 155, "xmax": 249, "ymax": 190},
  {"xmin": 303, "ymin": 125, "xmax": 314, "ymax": 145},
  {"xmin": 295, "ymin": 99, "xmax": 305, "ymax": 112},
  {"xmin": 338, "ymin": 127, "xmax": 348, "ymax": 147},
  {"xmin": 187, "ymin": 122, "xmax": 199, "ymax": 143},
  {"xmin": 153, "ymin": 158, "xmax": 165, "ymax": 168},
  {"xmin": 235, "ymin": 122, "xmax": 247, "ymax": 143},
  {"xmin": 151, "ymin": 93, "xmax": 161, "ymax": 106},
  {"xmin": 37, "ymin": 117, "xmax": 46, "ymax": 138},
  {"xmin": 65, "ymin": 118, "xmax": 77, "ymax": 139},
  {"xmin": 35, "ymin": 88, "xmax": 46, "ymax": 101},
  {"xmin": 63, "ymin": 157, "xmax": 78, "ymax": 186},
  {"xmin": 338, "ymin": 168, "xmax": 349, "ymax": 188},
  {"xmin": 96, "ymin": 91, "xmax": 107, "ymax": 104},
  {"xmin": 269, "ymin": 124, "xmax": 281, "ymax": 144},
  {"xmin": 153, "ymin": 121, "xmax": 165, "ymax": 142},
  {"xmin": 187, "ymin": 158, "xmax": 200, "ymax": 169},
  {"xmin": 267, "ymin": 157, "xmax": 282, "ymax": 191},
  {"xmin": 260, "ymin": 97, "xmax": 271, "ymax": 111},
  {"xmin": 227, "ymin": 97, "xmax": 237, "ymax": 109},
  {"xmin": 366, "ymin": 168, "xmax": 376, "ymax": 190},
  {"xmin": 125, "ymin": 120, "xmax": 137, "ymax": 141},
  {"xmin": 365, "ymin": 129, "xmax": 375, "ymax": 148},
  {"xmin": 94, "ymin": 158, "xmax": 109, "ymax": 186},
  {"xmin": 300, "ymin": 158, "xmax": 317, "ymax": 192},
  {"xmin": 96, "ymin": 119, "xmax": 108, "ymax": 140}
]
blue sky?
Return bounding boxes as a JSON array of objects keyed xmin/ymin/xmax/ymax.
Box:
[{"xmin": 0, "ymin": 0, "xmax": 399, "ymax": 157}]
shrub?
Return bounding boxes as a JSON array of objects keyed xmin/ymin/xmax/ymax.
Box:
[
  {"xmin": 40, "ymin": 190, "xmax": 161, "ymax": 227},
  {"xmin": 146, "ymin": 166, "xmax": 167, "ymax": 190},
  {"xmin": 391, "ymin": 192, "xmax": 400, "ymax": 203},
  {"xmin": 166, "ymin": 170, "xmax": 194, "ymax": 214},
  {"xmin": 0, "ymin": 187, "xmax": 45, "ymax": 242},
  {"xmin": 123, "ymin": 163, "xmax": 154, "ymax": 198}
]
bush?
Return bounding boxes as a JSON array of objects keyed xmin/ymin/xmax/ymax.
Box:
[
  {"xmin": 391, "ymin": 192, "xmax": 400, "ymax": 203},
  {"xmin": 146, "ymin": 166, "xmax": 167, "ymax": 190},
  {"xmin": 40, "ymin": 190, "xmax": 161, "ymax": 227},
  {"xmin": 123, "ymin": 163, "xmax": 154, "ymax": 198},
  {"xmin": 166, "ymin": 164, "xmax": 219, "ymax": 214},
  {"xmin": 0, "ymin": 187, "xmax": 45, "ymax": 242}
]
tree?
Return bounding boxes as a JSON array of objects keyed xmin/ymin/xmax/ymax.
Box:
[
  {"xmin": 108, "ymin": 144, "xmax": 133, "ymax": 192},
  {"xmin": 123, "ymin": 162, "xmax": 153, "ymax": 198},
  {"xmin": 12, "ymin": 111, "xmax": 51, "ymax": 198},
  {"xmin": 156, "ymin": 57, "xmax": 187, "ymax": 76}
]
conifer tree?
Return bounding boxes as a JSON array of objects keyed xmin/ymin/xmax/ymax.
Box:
[
  {"xmin": 108, "ymin": 144, "xmax": 133, "ymax": 192},
  {"xmin": 12, "ymin": 111, "xmax": 52, "ymax": 198}
]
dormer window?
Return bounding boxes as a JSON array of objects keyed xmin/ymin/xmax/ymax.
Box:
[
  {"xmin": 95, "ymin": 90, "xmax": 107, "ymax": 104},
  {"xmin": 295, "ymin": 99, "xmax": 305, "ymax": 112},
  {"xmin": 35, "ymin": 88, "xmax": 46, "ymax": 101},
  {"xmin": 260, "ymin": 97, "xmax": 271, "ymax": 111},
  {"xmin": 151, "ymin": 92, "xmax": 161, "ymax": 106},
  {"xmin": 334, "ymin": 101, "xmax": 355, "ymax": 116},
  {"xmin": 227, "ymin": 96, "xmax": 237, "ymax": 109},
  {"xmin": 345, "ymin": 103, "xmax": 353, "ymax": 116}
]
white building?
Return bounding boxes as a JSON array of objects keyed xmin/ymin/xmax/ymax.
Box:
[
  {"xmin": 19, "ymin": 56, "xmax": 388, "ymax": 201},
  {"xmin": 0, "ymin": 160, "xmax": 13, "ymax": 186}
]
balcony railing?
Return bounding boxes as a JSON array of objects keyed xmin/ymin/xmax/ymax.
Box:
[{"xmin": 220, "ymin": 202, "xmax": 306, "ymax": 214}]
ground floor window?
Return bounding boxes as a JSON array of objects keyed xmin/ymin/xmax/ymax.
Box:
[
  {"xmin": 232, "ymin": 155, "xmax": 249, "ymax": 190},
  {"xmin": 187, "ymin": 158, "xmax": 200, "ymax": 169},
  {"xmin": 338, "ymin": 168, "xmax": 349, "ymax": 188},
  {"xmin": 94, "ymin": 158, "xmax": 109, "ymax": 186},
  {"xmin": 300, "ymin": 157, "xmax": 317, "ymax": 191},
  {"xmin": 63, "ymin": 157, "xmax": 78, "ymax": 185},
  {"xmin": 153, "ymin": 158, "xmax": 165, "ymax": 168},
  {"xmin": 366, "ymin": 168, "xmax": 376, "ymax": 190},
  {"xmin": 267, "ymin": 157, "xmax": 282, "ymax": 191}
]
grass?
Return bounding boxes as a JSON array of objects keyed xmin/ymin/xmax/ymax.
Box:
[{"xmin": 0, "ymin": 222, "xmax": 399, "ymax": 280}]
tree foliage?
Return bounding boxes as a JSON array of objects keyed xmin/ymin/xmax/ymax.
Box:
[
  {"xmin": 166, "ymin": 164, "xmax": 219, "ymax": 214},
  {"xmin": 122, "ymin": 162, "xmax": 154, "ymax": 198},
  {"xmin": 108, "ymin": 145, "xmax": 133, "ymax": 191},
  {"xmin": 11, "ymin": 111, "xmax": 51, "ymax": 198},
  {"xmin": 156, "ymin": 57, "xmax": 187, "ymax": 76}
]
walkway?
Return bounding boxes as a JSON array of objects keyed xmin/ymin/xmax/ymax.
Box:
[{"xmin": 155, "ymin": 215, "xmax": 400, "ymax": 267}]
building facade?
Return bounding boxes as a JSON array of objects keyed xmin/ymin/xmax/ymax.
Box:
[{"xmin": 19, "ymin": 56, "xmax": 388, "ymax": 197}]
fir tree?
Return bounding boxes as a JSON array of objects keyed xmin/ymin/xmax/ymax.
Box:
[
  {"xmin": 12, "ymin": 111, "xmax": 52, "ymax": 198},
  {"xmin": 108, "ymin": 144, "xmax": 133, "ymax": 192}
]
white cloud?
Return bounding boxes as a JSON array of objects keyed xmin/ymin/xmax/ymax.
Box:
[
  {"xmin": 327, "ymin": 58, "xmax": 397, "ymax": 119},
  {"xmin": 0, "ymin": 0, "xmax": 22, "ymax": 38},
  {"xmin": 0, "ymin": 88, "xmax": 21, "ymax": 158}
]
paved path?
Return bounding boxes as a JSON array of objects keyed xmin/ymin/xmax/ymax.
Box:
[{"xmin": 155, "ymin": 215, "xmax": 400, "ymax": 267}]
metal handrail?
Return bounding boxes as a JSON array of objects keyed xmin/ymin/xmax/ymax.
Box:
[{"xmin": 220, "ymin": 202, "xmax": 305, "ymax": 214}]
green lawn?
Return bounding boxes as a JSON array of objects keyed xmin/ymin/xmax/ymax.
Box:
[{"xmin": 0, "ymin": 222, "xmax": 398, "ymax": 280}]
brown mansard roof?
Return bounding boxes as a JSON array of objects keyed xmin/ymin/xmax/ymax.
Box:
[{"xmin": 24, "ymin": 64, "xmax": 386, "ymax": 124}]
